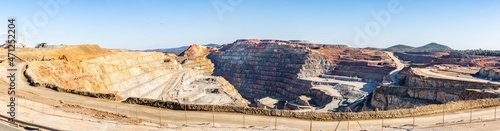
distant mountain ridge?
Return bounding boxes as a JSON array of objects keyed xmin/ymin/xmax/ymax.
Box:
[
  {"xmin": 384, "ymin": 42, "xmax": 453, "ymax": 52},
  {"xmin": 143, "ymin": 43, "xmax": 221, "ymax": 54}
]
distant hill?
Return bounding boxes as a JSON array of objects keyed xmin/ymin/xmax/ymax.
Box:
[
  {"xmin": 361, "ymin": 47, "xmax": 384, "ymax": 51},
  {"xmin": 384, "ymin": 42, "xmax": 453, "ymax": 52},
  {"xmin": 383, "ymin": 44, "xmax": 415, "ymax": 52},
  {"xmin": 143, "ymin": 43, "xmax": 221, "ymax": 54},
  {"xmin": 412, "ymin": 42, "xmax": 453, "ymax": 52}
]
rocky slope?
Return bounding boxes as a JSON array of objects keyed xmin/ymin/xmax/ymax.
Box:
[
  {"xmin": 412, "ymin": 42, "xmax": 453, "ymax": 52},
  {"xmin": 384, "ymin": 44, "xmax": 415, "ymax": 52},
  {"xmin": 208, "ymin": 39, "xmax": 390, "ymax": 110},
  {"xmin": 393, "ymin": 52, "xmax": 441, "ymax": 63},
  {"xmin": 0, "ymin": 44, "xmax": 112, "ymax": 62},
  {"xmin": 316, "ymin": 45, "xmax": 396, "ymax": 82},
  {"xmin": 476, "ymin": 67, "xmax": 500, "ymax": 81},
  {"xmin": 365, "ymin": 86, "xmax": 500, "ymax": 110},
  {"xmin": 365, "ymin": 67, "xmax": 500, "ymax": 110},
  {"xmin": 400, "ymin": 68, "xmax": 496, "ymax": 87},
  {"xmin": 394, "ymin": 52, "xmax": 500, "ymax": 67},
  {"xmin": 175, "ymin": 44, "xmax": 217, "ymax": 75},
  {"xmin": 143, "ymin": 43, "xmax": 220, "ymax": 54},
  {"xmin": 23, "ymin": 44, "xmax": 247, "ymax": 106}
]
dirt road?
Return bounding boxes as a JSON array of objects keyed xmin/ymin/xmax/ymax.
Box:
[{"xmin": 386, "ymin": 52, "xmax": 405, "ymax": 84}]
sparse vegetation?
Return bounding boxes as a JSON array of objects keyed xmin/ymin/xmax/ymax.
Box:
[{"xmin": 450, "ymin": 49, "xmax": 500, "ymax": 57}]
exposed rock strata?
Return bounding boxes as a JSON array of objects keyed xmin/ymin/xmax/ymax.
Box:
[
  {"xmin": 403, "ymin": 68, "xmax": 496, "ymax": 87},
  {"xmin": 394, "ymin": 52, "xmax": 500, "ymax": 67},
  {"xmin": 23, "ymin": 44, "xmax": 247, "ymax": 106},
  {"xmin": 176, "ymin": 57, "xmax": 214, "ymax": 75},
  {"xmin": 332, "ymin": 65, "xmax": 394, "ymax": 82},
  {"xmin": 125, "ymin": 97, "xmax": 500, "ymax": 121},
  {"xmin": 476, "ymin": 67, "xmax": 500, "ymax": 81},
  {"xmin": 256, "ymin": 97, "xmax": 279, "ymax": 109},
  {"xmin": 316, "ymin": 46, "xmax": 396, "ymax": 82},
  {"xmin": 296, "ymin": 95, "xmax": 311, "ymax": 106},
  {"xmin": 208, "ymin": 40, "xmax": 329, "ymax": 102},
  {"xmin": 308, "ymin": 86, "xmax": 339, "ymax": 108},
  {"xmin": 366, "ymin": 86, "xmax": 500, "ymax": 110},
  {"xmin": 366, "ymin": 67, "xmax": 500, "ymax": 110}
]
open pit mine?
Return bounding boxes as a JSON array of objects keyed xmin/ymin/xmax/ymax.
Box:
[{"xmin": 1, "ymin": 39, "xmax": 500, "ymax": 124}]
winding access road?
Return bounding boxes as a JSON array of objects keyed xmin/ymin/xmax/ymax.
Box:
[{"xmin": 386, "ymin": 51, "xmax": 405, "ymax": 84}]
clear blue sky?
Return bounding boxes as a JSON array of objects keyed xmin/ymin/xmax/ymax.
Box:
[{"xmin": 1, "ymin": 0, "xmax": 499, "ymax": 50}]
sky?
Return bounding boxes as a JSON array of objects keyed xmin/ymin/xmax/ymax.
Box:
[{"xmin": 0, "ymin": 0, "xmax": 499, "ymax": 50}]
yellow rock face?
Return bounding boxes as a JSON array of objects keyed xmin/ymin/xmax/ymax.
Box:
[{"xmin": 22, "ymin": 44, "xmax": 247, "ymax": 106}]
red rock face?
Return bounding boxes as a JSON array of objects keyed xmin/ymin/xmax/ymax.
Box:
[{"xmin": 179, "ymin": 44, "xmax": 218, "ymax": 57}]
